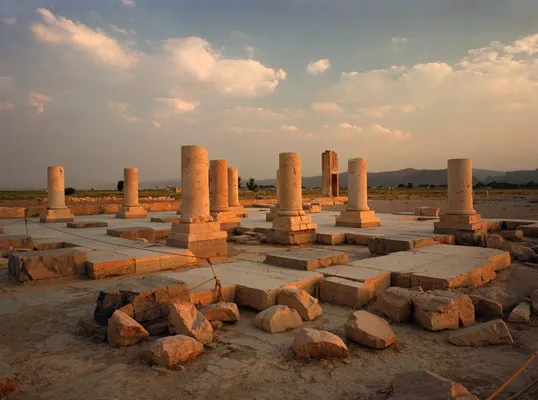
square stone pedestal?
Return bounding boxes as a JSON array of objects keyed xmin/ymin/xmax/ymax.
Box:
[
  {"xmin": 231, "ymin": 206, "xmax": 248, "ymax": 218},
  {"xmin": 335, "ymin": 210, "xmax": 380, "ymax": 228},
  {"xmin": 40, "ymin": 208, "xmax": 75, "ymax": 223},
  {"xmin": 211, "ymin": 211, "xmax": 241, "ymax": 230},
  {"xmin": 266, "ymin": 206, "xmax": 278, "ymax": 222},
  {"xmin": 166, "ymin": 221, "xmax": 228, "ymax": 258},
  {"xmin": 116, "ymin": 205, "xmax": 147, "ymax": 219},
  {"xmin": 434, "ymin": 214, "xmax": 487, "ymax": 245},
  {"xmin": 266, "ymin": 215, "xmax": 317, "ymax": 245}
]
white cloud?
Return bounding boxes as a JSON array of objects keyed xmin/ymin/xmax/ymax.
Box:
[
  {"xmin": 164, "ymin": 37, "xmax": 286, "ymax": 97},
  {"xmin": 28, "ymin": 91, "xmax": 51, "ymax": 114},
  {"xmin": 392, "ymin": 37, "xmax": 408, "ymax": 51},
  {"xmin": 31, "ymin": 8, "xmax": 138, "ymax": 69},
  {"xmin": 154, "ymin": 98, "xmax": 199, "ymax": 113},
  {"xmin": 371, "ymin": 124, "xmax": 411, "ymax": 140},
  {"xmin": 358, "ymin": 104, "xmax": 417, "ymax": 117},
  {"xmin": 0, "ymin": 102, "xmax": 14, "ymax": 111},
  {"xmin": 307, "ymin": 58, "xmax": 331, "ymax": 75},
  {"xmin": 108, "ymin": 101, "xmax": 139, "ymax": 122},
  {"xmin": 122, "ymin": 0, "xmax": 136, "ymax": 8},
  {"xmin": 281, "ymin": 124, "xmax": 299, "ymax": 131},
  {"xmin": 311, "ymin": 101, "xmax": 343, "ymax": 116},
  {"xmin": 2, "ymin": 17, "xmax": 17, "ymax": 25},
  {"xmin": 153, "ymin": 121, "xmax": 161, "ymax": 129},
  {"xmin": 338, "ymin": 122, "xmax": 361, "ymax": 131}
]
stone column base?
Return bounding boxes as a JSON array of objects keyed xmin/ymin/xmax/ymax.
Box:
[
  {"xmin": 40, "ymin": 208, "xmax": 75, "ymax": 223},
  {"xmin": 267, "ymin": 215, "xmax": 317, "ymax": 245},
  {"xmin": 265, "ymin": 206, "xmax": 279, "ymax": 222},
  {"xmin": 230, "ymin": 206, "xmax": 248, "ymax": 218},
  {"xmin": 211, "ymin": 211, "xmax": 241, "ymax": 230},
  {"xmin": 335, "ymin": 210, "xmax": 380, "ymax": 228},
  {"xmin": 116, "ymin": 205, "xmax": 147, "ymax": 219},
  {"xmin": 434, "ymin": 214, "xmax": 487, "ymax": 245},
  {"xmin": 166, "ymin": 221, "xmax": 228, "ymax": 258}
]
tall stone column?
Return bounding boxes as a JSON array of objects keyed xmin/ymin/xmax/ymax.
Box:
[
  {"xmin": 228, "ymin": 167, "xmax": 247, "ymax": 218},
  {"xmin": 116, "ymin": 168, "xmax": 147, "ymax": 219},
  {"xmin": 335, "ymin": 158, "xmax": 380, "ymax": 228},
  {"xmin": 267, "ymin": 153, "xmax": 317, "ymax": 245},
  {"xmin": 321, "ymin": 150, "xmax": 339, "ymax": 197},
  {"xmin": 167, "ymin": 145, "xmax": 228, "ymax": 258},
  {"xmin": 210, "ymin": 160, "xmax": 240, "ymax": 229},
  {"xmin": 266, "ymin": 169, "xmax": 280, "ymax": 221},
  {"xmin": 434, "ymin": 158, "xmax": 486, "ymax": 244},
  {"xmin": 40, "ymin": 166, "xmax": 74, "ymax": 222}
]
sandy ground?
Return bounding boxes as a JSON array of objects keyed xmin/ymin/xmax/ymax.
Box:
[{"xmin": 1, "ymin": 243, "xmax": 538, "ymax": 400}]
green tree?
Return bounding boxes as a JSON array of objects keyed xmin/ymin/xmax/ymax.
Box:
[
  {"xmin": 65, "ymin": 187, "xmax": 76, "ymax": 196},
  {"xmin": 246, "ymin": 177, "xmax": 258, "ymax": 191},
  {"xmin": 117, "ymin": 180, "xmax": 124, "ymax": 193}
]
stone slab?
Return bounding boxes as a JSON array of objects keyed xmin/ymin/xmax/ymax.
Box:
[
  {"xmin": 316, "ymin": 232, "xmax": 346, "ymax": 245},
  {"xmin": 319, "ymin": 265, "xmax": 391, "ymax": 295},
  {"xmin": 368, "ymin": 235, "xmax": 437, "ymax": 255},
  {"xmin": 150, "ymin": 216, "xmax": 181, "ymax": 223},
  {"xmin": 66, "ymin": 221, "xmax": 109, "ymax": 229},
  {"xmin": 0, "ymin": 234, "xmax": 33, "ymax": 250},
  {"xmin": 319, "ymin": 277, "xmax": 374, "ymax": 308},
  {"xmin": 264, "ymin": 248, "xmax": 349, "ymax": 271},
  {"xmin": 107, "ymin": 226, "xmax": 170, "ymax": 243}
]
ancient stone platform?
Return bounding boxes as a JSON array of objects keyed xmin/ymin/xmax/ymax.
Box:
[
  {"xmin": 319, "ymin": 265, "xmax": 391, "ymax": 295},
  {"xmin": 107, "ymin": 226, "xmax": 170, "ymax": 243},
  {"xmin": 67, "ymin": 221, "xmax": 108, "ymax": 229},
  {"xmin": 264, "ymin": 248, "xmax": 349, "ymax": 271}
]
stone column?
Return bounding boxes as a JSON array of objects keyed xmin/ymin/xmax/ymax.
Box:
[
  {"xmin": 167, "ymin": 145, "xmax": 228, "ymax": 257},
  {"xmin": 267, "ymin": 152, "xmax": 317, "ymax": 245},
  {"xmin": 228, "ymin": 167, "xmax": 240, "ymax": 207},
  {"xmin": 266, "ymin": 169, "xmax": 280, "ymax": 222},
  {"xmin": 209, "ymin": 160, "xmax": 240, "ymax": 229},
  {"xmin": 116, "ymin": 167, "xmax": 146, "ymax": 219},
  {"xmin": 447, "ymin": 158, "xmax": 476, "ymax": 215},
  {"xmin": 40, "ymin": 166, "xmax": 74, "ymax": 222},
  {"xmin": 335, "ymin": 158, "xmax": 380, "ymax": 228}
]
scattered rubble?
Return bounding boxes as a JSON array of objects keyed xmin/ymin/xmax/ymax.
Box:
[
  {"xmin": 448, "ymin": 319, "xmax": 513, "ymax": 347},
  {"xmin": 254, "ymin": 305, "xmax": 302, "ymax": 333},
  {"xmin": 145, "ymin": 335, "xmax": 204, "ymax": 368},
  {"xmin": 277, "ymin": 289, "xmax": 322, "ymax": 321},
  {"xmin": 200, "ymin": 302, "xmax": 240, "ymax": 323},
  {"xmin": 502, "ymin": 242, "xmax": 537, "ymax": 262},
  {"xmin": 428, "ymin": 290, "xmax": 475, "ymax": 327},
  {"xmin": 292, "ymin": 328, "xmax": 349, "ymax": 360},
  {"xmin": 107, "ymin": 310, "xmax": 149, "ymax": 347},
  {"xmin": 168, "ymin": 302, "xmax": 213, "ymax": 344},
  {"xmin": 507, "ymin": 302, "xmax": 531, "ymax": 323},
  {"xmin": 344, "ymin": 310, "xmax": 396, "ymax": 349},
  {"xmin": 468, "ymin": 294, "xmax": 503, "ymax": 320}
]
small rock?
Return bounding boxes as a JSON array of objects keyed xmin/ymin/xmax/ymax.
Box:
[
  {"xmin": 200, "ymin": 302, "xmax": 240, "ymax": 322},
  {"xmin": 168, "ymin": 302, "xmax": 213, "ymax": 344},
  {"xmin": 448, "ymin": 319, "xmax": 513, "ymax": 346},
  {"xmin": 246, "ymin": 239, "xmax": 261, "ymax": 245},
  {"xmin": 107, "ymin": 310, "xmax": 149, "ymax": 347},
  {"xmin": 0, "ymin": 362, "xmax": 17, "ymax": 396},
  {"xmin": 531, "ymin": 289, "xmax": 538, "ymax": 315},
  {"xmin": 502, "ymin": 242, "xmax": 536, "ymax": 262},
  {"xmin": 468, "ymin": 294, "xmax": 503, "ymax": 320},
  {"xmin": 389, "ymin": 370, "xmax": 478, "ymax": 400},
  {"xmin": 412, "ymin": 294, "xmax": 459, "ymax": 331},
  {"xmin": 344, "ymin": 310, "xmax": 396, "ymax": 349},
  {"xmin": 507, "ymin": 302, "xmax": 531, "ymax": 323},
  {"xmin": 428, "ymin": 290, "xmax": 475, "ymax": 327},
  {"xmin": 210, "ymin": 321, "xmax": 224, "ymax": 331},
  {"xmin": 292, "ymin": 328, "xmax": 349, "ymax": 360},
  {"xmin": 254, "ymin": 305, "xmax": 302, "ymax": 333},
  {"xmin": 277, "ymin": 289, "xmax": 322, "ymax": 321},
  {"xmin": 146, "ymin": 321, "xmax": 169, "ymax": 336},
  {"xmin": 377, "ymin": 287, "xmax": 413, "ymax": 323},
  {"xmin": 144, "ymin": 335, "xmax": 204, "ymax": 367},
  {"xmin": 501, "ymin": 230, "xmax": 524, "ymax": 242},
  {"xmin": 485, "ymin": 234, "xmax": 505, "ymax": 250},
  {"xmin": 506, "ymin": 265, "xmax": 538, "ymax": 298}
]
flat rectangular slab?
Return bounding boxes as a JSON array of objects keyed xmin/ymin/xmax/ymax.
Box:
[
  {"xmin": 319, "ymin": 265, "xmax": 391, "ymax": 295},
  {"xmin": 150, "ymin": 216, "xmax": 181, "ymax": 223},
  {"xmin": 107, "ymin": 226, "xmax": 170, "ymax": 242},
  {"xmin": 368, "ymin": 234, "xmax": 453, "ymax": 255},
  {"xmin": 319, "ymin": 277, "xmax": 374, "ymax": 308},
  {"xmin": 67, "ymin": 221, "xmax": 108, "ymax": 229},
  {"xmin": 264, "ymin": 248, "xmax": 349, "ymax": 270}
]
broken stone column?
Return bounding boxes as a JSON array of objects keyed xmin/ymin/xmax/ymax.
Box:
[
  {"xmin": 40, "ymin": 166, "xmax": 75, "ymax": 223},
  {"xmin": 228, "ymin": 167, "xmax": 247, "ymax": 218},
  {"xmin": 116, "ymin": 168, "xmax": 147, "ymax": 219},
  {"xmin": 335, "ymin": 158, "xmax": 380, "ymax": 228},
  {"xmin": 209, "ymin": 160, "xmax": 240, "ymax": 230},
  {"xmin": 266, "ymin": 169, "xmax": 280, "ymax": 222},
  {"xmin": 321, "ymin": 150, "xmax": 339, "ymax": 197},
  {"xmin": 166, "ymin": 145, "xmax": 228, "ymax": 258},
  {"xmin": 434, "ymin": 158, "xmax": 486, "ymax": 244},
  {"xmin": 267, "ymin": 153, "xmax": 317, "ymax": 245}
]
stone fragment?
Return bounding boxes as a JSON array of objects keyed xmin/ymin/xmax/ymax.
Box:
[
  {"xmin": 319, "ymin": 277, "xmax": 373, "ymax": 308},
  {"xmin": 485, "ymin": 234, "xmax": 505, "ymax": 250},
  {"xmin": 210, "ymin": 321, "xmax": 224, "ymax": 331},
  {"xmin": 107, "ymin": 310, "xmax": 149, "ymax": 347},
  {"xmin": 501, "ymin": 230, "xmax": 524, "ymax": 241},
  {"xmin": 531, "ymin": 289, "xmax": 538, "ymax": 315},
  {"xmin": 428, "ymin": 290, "xmax": 475, "ymax": 327},
  {"xmin": 448, "ymin": 320, "xmax": 513, "ymax": 346},
  {"xmin": 502, "ymin": 242, "xmax": 536, "ymax": 262},
  {"xmin": 0, "ymin": 362, "xmax": 17, "ymax": 396},
  {"xmin": 277, "ymin": 289, "xmax": 322, "ymax": 321},
  {"xmin": 200, "ymin": 302, "xmax": 240, "ymax": 322},
  {"xmin": 145, "ymin": 335, "xmax": 204, "ymax": 367},
  {"xmin": 389, "ymin": 370, "xmax": 478, "ymax": 400},
  {"xmin": 412, "ymin": 294, "xmax": 460, "ymax": 331},
  {"xmin": 168, "ymin": 302, "xmax": 213, "ymax": 344},
  {"xmin": 377, "ymin": 287, "xmax": 413, "ymax": 323},
  {"xmin": 344, "ymin": 310, "xmax": 396, "ymax": 349},
  {"xmin": 507, "ymin": 302, "xmax": 531, "ymax": 323},
  {"xmin": 254, "ymin": 305, "xmax": 303, "ymax": 333},
  {"xmin": 292, "ymin": 328, "xmax": 349, "ymax": 360},
  {"xmin": 468, "ymin": 294, "xmax": 503, "ymax": 320}
]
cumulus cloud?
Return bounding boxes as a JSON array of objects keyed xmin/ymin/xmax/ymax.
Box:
[
  {"xmin": 164, "ymin": 37, "xmax": 286, "ymax": 96},
  {"xmin": 338, "ymin": 122, "xmax": 361, "ymax": 131},
  {"xmin": 392, "ymin": 37, "xmax": 408, "ymax": 51},
  {"xmin": 153, "ymin": 121, "xmax": 161, "ymax": 129},
  {"xmin": 307, "ymin": 58, "xmax": 331, "ymax": 75},
  {"xmin": 281, "ymin": 124, "xmax": 299, "ymax": 131},
  {"xmin": 311, "ymin": 101, "xmax": 343, "ymax": 116},
  {"xmin": 154, "ymin": 98, "xmax": 199, "ymax": 113},
  {"xmin": 2, "ymin": 17, "xmax": 17, "ymax": 25},
  {"xmin": 28, "ymin": 91, "xmax": 51, "ymax": 114},
  {"xmin": 108, "ymin": 102, "xmax": 139, "ymax": 122},
  {"xmin": 371, "ymin": 124, "xmax": 411, "ymax": 140},
  {"xmin": 31, "ymin": 8, "xmax": 138, "ymax": 69}
]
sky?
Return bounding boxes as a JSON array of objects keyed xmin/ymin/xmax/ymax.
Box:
[{"xmin": 1, "ymin": 0, "xmax": 538, "ymax": 189}]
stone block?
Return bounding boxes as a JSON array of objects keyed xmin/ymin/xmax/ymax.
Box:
[
  {"xmin": 8, "ymin": 248, "xmax": 87, "ymax": 284},
  {"xmin": 292, "ymin": 328, "xmax": 349, "ymax": 360},
  {"xmin": 412, "ymin": 294, "xmax": 460, "ymax": 331},
  {"xmin": 116, "ymin": 205, "xmax": 147, "ymax": 219},
  {"xmin": 428, "ymin": 290, "xmax": 475, "ymax": 327},
  {"xmin": 107, "ymin": 310, "xmax": 149, "ymax": 347},
  {"xmin": 144, "ymin": 335, "xmax": 204, "ymax": 367},
  {"xmin": 166, "ymin": 222, "xmax": 228, "ymax": 258},
  {"xmin": 502, "ymin": 242, "xmax": 536, "ymax": 262},
  {"xmin": 501, "ymin": 230, "xmax": 524, "ymax": 241},
  {"xmin": 107, "ymin": 227, "xmax": 169, "ymax": 243},
  {"xmin": 316, "ymin": 232, "xmax": 346, "ymax": 245},
  {"xmin": 335, "ymin": 210, "xmax": 380, "ymax": 228},
  {"xmin": 254, "ymin": 305, "xmax": 303, "ymax": 333},
  {"xmin": 0, "ymin": 207, "xmax": 26, "ymax": 219},
  {"xmin": 319, "ymin": 277, "xmax": 374, "ymax": 308},
  {"xmin": 507, "ymin": 302, "xmax": 531, "ymax": 323},
  {"xmin": 40, "ymin": 207, "xmax": 75, "ymax": 223},
  {"xmin": 468, "ymin": 294, "xmax": 503, "ymax": 320},
  {"xmin": 485, "ymin": 234, "xmax": 505, "ymax": 250},
  {"xmin": 67, "ymin": 221, "xmax": 108, "ymax": 229},
  {"xmin": 368, "ymin": 235, "xmax": 436, "ymax": 255},
  {"xmin": 377, "ymin": 287, "xmax": 414, "ymax": 323},
  {"xmin": 521, "ymin": 223, "xmax": 538, "ymax": 238},
  {"xmin": 200, "ymin": 302, "xmax": 240, "ymax": 322},
  {"xmin": 264, "ymin": 248, "xmax": 348, "ymax": 271},
  {"xmin": 344, "ymin": 310, "xmax": 396, "ymax": 349},
  {"xmin": 266, "ymin": 229, "xmax": 317, "ymax": 245},
  {"xmin": 87, "ymin": 251, "xmax": 135, "ymax": 279},
  {"xmin": 168, "ymin": 301, "xmax": 213, "ymax": 344},
  {"xmin": 277, "ymin": 289, "xmax": 322, "ymax": 321},
  {"xmin": 151, "ymin": 216, "xmax": 181, "ymax": 223},
  {"xmin": 320, "ymin": 265, "xmax": 391, "ymax": 296},
  {"xmin": 448, "ymin": 319, "xmax": 513, "ymax": 346},
  {"xmin": 0, "ymin": 234, "xmax": 33, "ymax": 250}
]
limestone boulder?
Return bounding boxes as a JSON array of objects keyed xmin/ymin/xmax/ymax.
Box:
[
  {"xmin": 485, "ymin": 234, "xmax": 505, "ymax": 250},
  {"xmin": 448, "ymin": 320, "xmax": 513, "ymax": 346},
  {"xmin": 168, "ymin": 302, "xmax": 213, "ymax": 344},
  {"xmin": 107, "ymin": 310, "xmax": 149, "ymax": 347},
  {"xmin": 344, "ymin": 310, "xmax": 396, "ymax": 349},
  {"xmin": 145, "ymin": 335, "xmax": 204, "ymax": 367},
  {"xmin": 292, "ymin": 328, "xmax": 349, "ymax": 360},
  {"xmin": 200, "ymin": 302, "xmax": 240, "ymax": 323},
  {"xmin": 507, "ymin": 302, "xmax": 531, "ymax": 323},
  {"xmin": 428, "ymin": 290, "xmax": 475, "ymax": 327},
  {"xmin": 277, "ymin": 289, "xmax": 322, "ymax": 321},
  {"xmin": 377, "ymin": 287, "xmax": 413, "ymax": 323},
  {"xmin": 468, "ymin": 294, "xmax": 503, "ymax": 320},
  {"xmin": 0, "ymin": 362, "xmax": 17, "ymax": 396},
  {"xmin": 254, "ymin": 305, "xmax": 302, "ymax": 333},
  {"xmin": 389, "ymin": 370, "xmax": 478, "ymax": 400},
  {"xmin": 412, "ymin": 294, "xmax": 459, "ymax": 331}
]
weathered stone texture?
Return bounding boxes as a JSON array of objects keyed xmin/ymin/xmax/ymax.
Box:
[
  {"xmin": 200, "ymin": 302, "xmax": 240, "ymax": 322},
  {"xmin": 507, "ymin": 302, "xmax": 531, "ymax": 323},
  {"xmin": 448, "ymin": 320, "xmax": 513, "ymax": 346},
  {"xmin": 107, "ymin": 310, "xmax": 149, "ymax": 347},
  {"xmin": 292, "ymin": 328, "xmax": 349, "ymax": 360},
  {"xmin": 344, "ymin": 310, "xmax": 396, "ymax": 349},
  {"xmin": 277, "ymin": 289, "xmax": 322, "ymax": 321},
  {"xmin": 145, "ymin": 335, "xmax": 204, "ymax": 367},
  {"xmin": 254, "ymin": 305, "xmax": 303, "ymax": 333},
  {"xmin": 168, "ymin": 302, "xmax": 213, "ymax": 344}
]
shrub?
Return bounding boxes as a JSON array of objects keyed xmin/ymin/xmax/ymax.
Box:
[{"xmin": 65, "ymin": 187, "xmax": 76, "ymax": 196}]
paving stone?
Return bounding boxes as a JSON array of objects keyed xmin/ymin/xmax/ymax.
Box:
[
  {"xmin": 377, "ymin": 287, "xmax": 414, "ymax": 323},
  {"xmin": 254, "ymin": 305, "xmax": 303, "ymax": 333},
  {"xmin": 316, "ymin": 232, "xmax": 346, "ymax": 245},
  {"xmin": 168, "ymin": 302, "xmax": 213, "ymax": 344},
  {"xmin": 277, "ymin": 289, "xmax": 322, "ymax": 321},
  {"xmin": 0, "ymin": 362, "xmax": 17, "ymax": 396},
  {"xmin": 428, "ymin": 290, "xmax": 475, "ymax": 327},
  {"xmin": 389, "ymin": 370, "xmax": 478, "ymax": 400},
  {"xmin": 200, "ymin": 302, "xmax": 240, "ymax": 322},
  {"xmin": 448, "ymin": 320, "xmax": 513, "ymax": 346},
  {"xmin": 412, "ymin": 294, "xmax": 460, "ymax": 331},
  {"xmin": 150, "ymin": 216, "xmax": 181, "ymax": 223},
  {"xmin": 264, "ymin": 248, "xmax": 348, "ymax": 271},
  {"xmin": 319, "ymin": 277, "xmax": 374, "ymax": 308},
  {"xmin": 292, "ymin": 328, "xmax": 349, "ymax": 360},
  {"xmin": 145, "ymin": 335, "xmax": 204, "ymax": 367},
  {"xmin": 468, "ymin": 294, "xmax": 503, "ymax": 320},
  {"xmin": 320, "ymin": 265, "xmax": 390, "ymax": 296},
  {"xmin": 507, "ymin": 302, "xmax": 531, "ymax": 323},
  {"xmin": 66, "ymin": 221, "xmax": 108, "ymax": 229},
  {"xmin": 344, "ymin": 310, "xmax": 396, "ymax": 349},
  {"xmin": 107, "ymin": 310, "xmax": 149, "ymax": 347}
]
